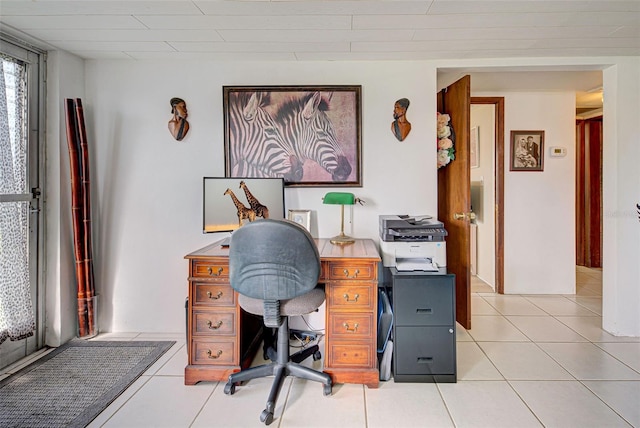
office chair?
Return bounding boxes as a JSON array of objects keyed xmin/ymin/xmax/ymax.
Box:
[{"xmin": 224, "ymin": 219, "xmax": 332, "ymax": 425}]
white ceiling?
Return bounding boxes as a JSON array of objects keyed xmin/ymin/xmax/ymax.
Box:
[
  {"xmin": 1, "ymin": 0, "xmax": 638, "ymax": 62},
  {"xmin": 2, "ymin": 0, "xmax": 636, "ymax": 109}
]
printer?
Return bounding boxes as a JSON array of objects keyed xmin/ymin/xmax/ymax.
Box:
[{"xmin": 379, "ymin": 215, "xmax": 447, "ymax": 272}]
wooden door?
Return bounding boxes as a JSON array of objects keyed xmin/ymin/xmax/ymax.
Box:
[{"xmin": 438, "ymin": 75, "xmax": 472, "ymax": 329}]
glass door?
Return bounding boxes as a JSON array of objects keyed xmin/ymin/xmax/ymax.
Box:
[{"xmin": 0, "ymin": 37, "xmax": 45, "ymax": 370}]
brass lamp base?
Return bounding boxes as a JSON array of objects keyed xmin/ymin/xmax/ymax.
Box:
[{"xmin": 330, "ymin": 232, "xmax": 355, "ymax": 245}]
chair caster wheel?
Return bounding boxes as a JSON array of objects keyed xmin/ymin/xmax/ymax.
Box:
[
  {"xmin": 313, "ymin": 350, "xmax": 322, "ymax": 361},
  {"xmin": 224, "ymin": 382, "xmax": 235, "ymax": 395},
  {"xmin": 260, "ymin": 409, "xmax": 274, "ymax": 425},
  {"xmin": 323, "ymin": 383, "xmax": 332, "ymax": 396}
]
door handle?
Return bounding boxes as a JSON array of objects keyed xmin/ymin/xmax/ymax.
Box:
[{"xmin": 454, "ymin": 212, "xmax": 476, "ymax": 221}]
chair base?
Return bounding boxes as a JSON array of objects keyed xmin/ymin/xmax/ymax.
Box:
[{"xmin": 224, "ymin": 317, "xmax": 332, "ymax": 425}]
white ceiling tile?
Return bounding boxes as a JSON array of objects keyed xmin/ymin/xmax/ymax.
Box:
[
  {"xmin": 427, "ymin": 0, "xmax": 640, "ymax": 14},
  {"xmin": 609, "ymin": 26, "xmax": 640, "ymax": 37},
  {"xmin": 413, "ymin": 26, "xmax": 627, "ymax": 41},
  {"xmin": 126, "ymin": 51, "xmax": 297, "ymax": 61},
  {"xmin": 459, "ymin": 47, "xmax": 640, "ymax": 59},
  {"xmin": 137, "ymin": 14, "xmax": 352, "ymax": 30},
  {"xmin": 0, "ymin": 1, "xmax": 203, "ymax": 15},
  {"xmin": 218, "ymin": 29, "xmax": 415, "ymax": 43},
  {"xmin": 168, "ymin": 41, "xmax": 350, "ymax": 53},
  {"xmin": 0, "ymin": 15, "xmax": 146, "ymax": 30},
  {"xmin": 51, "ymin": 41, "xmax": 176, "ymax": 52},
  {"xmin": 194, "ymin": 0, "xmax": 430, "ymax": 15},
  {"xmin": 295, "ymin": 50, "xmax": 470, "ymax": 61},
  {"xmin": 354, "ymin": 11, "xmax": 637, "ymax": 30},
  {"xmin": 352, "ymin": 39, "xmax": 535, "ymax": 53},
  {"xmin": 66, "ymin": 51, "xmax": 136, "ymax": 60},
  {"xmin": 25, "ymin": 29, "xmax": 224, "ymax": 42},
  {"xmin": 531, "ymin": 37, "xmax": 640, "ymax": 49}
]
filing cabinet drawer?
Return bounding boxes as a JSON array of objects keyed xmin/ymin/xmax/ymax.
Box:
[
  {"xmin": 327, "ymin": 284, "xmax": 374, "ymax": 311},
  {"xmin": 326, "ymin": 262, "xmax": 376, "ymax": 281},
  {"xmin": 191, "ymin": 339, "xmax": 236, "ymax": 365},
  {"xmin": 193, "ymin": 283, "xmax": 235, "ymax": 306},
  {"xmin": 329, "ymin": 313, "xmax": 374, "ymax": 340},
  {"xmin": 394, "ymin": 326, "xmax": 455, "ymax": 375},
  {"xmin": 193, "ymin": 309, "xmax": 236, "ymax": 336},
  {"xmin": 192, "ymin": 261, "xmax": 229, "ymax": 279},
  {"xmin": 394, "ymin": 276, "xmax": 454, "ymax": 326},
  {"xmin": 327, "ymin": 342, "xmax": 374, "ymax": 368}
]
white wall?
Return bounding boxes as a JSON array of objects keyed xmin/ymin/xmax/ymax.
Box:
[
  {"xmin": 81, "ymin": 60, "xmax": 437, "ymax": 333},
  {"xmin": 44, "ymin": 50, "xmax": 85, "ymax": 346},
  {"xmin": 602, "ymin": 58, "xmax": 640, "ymax": 337},
  {"xmin": 470, "ymin": 104, "xmax": 496, "ymax": 288},
  {"xmin": 44, "ymin": 56, "xmax": 640, "ymax": 337},
  {"xmin": 503, "ymin": 92, "xmax": 576, "ymax": 294}
]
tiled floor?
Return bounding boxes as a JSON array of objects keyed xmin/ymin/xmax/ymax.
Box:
[{"xmin": 4, "ymin": 267, "xmax": 640, "ymax": 427}]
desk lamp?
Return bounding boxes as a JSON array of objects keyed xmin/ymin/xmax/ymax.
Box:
[{"xmin": 323, "ymin": 192, "xmax": 359, "ymax": 245}]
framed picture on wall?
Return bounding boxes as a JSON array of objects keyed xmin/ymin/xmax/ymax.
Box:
[
  {"xmin": 223, "ymin": 85, "xmax": 362, "ymax": 187},
  {"xmin": 510, "ymin": 130, "xmax": 545, "ymax": 171},
  {"xmin": 470, "ymin": 126, "xmax": 479, "ymax": 168}
]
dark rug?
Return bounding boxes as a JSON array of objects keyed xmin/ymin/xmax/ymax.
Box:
[{"xmin": 0, "ymin": 339, "xmax": 175, "ymax": 428}]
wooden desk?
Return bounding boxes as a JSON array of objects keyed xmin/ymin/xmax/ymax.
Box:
[{"xmin": 184, "ymin": 238, "xmax": 381, "ymax": 388}]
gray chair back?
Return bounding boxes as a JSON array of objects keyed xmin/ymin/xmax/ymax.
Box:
[{"xmin": 229, "ymin": 219, "xmax": 320, "ymax": 303}]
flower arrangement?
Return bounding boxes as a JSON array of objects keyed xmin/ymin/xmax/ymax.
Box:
[{"xmin": 437, "ymin": 112, "xmax": 455, "ymax": 169}]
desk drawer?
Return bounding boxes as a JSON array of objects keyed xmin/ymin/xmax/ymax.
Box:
[
  {"xmin": 193, "ymin": 309, "xmax": 236, "ymax": 336},
  {"xmin": 193, "ymin": 283, "xmax": 235, "ymax": 306},
  {"xmin": 328, "ymin": 313, "xmax": 374, "ymax": 340},
  {"xmin": 327, "ymin": 342, "xmax": 374, "ymax": 368},
  {"xmin": 326, "ymin": 262, "xmax": 376, "ymax": 281},
  {"xmin": 327, "ymin": 284, "xmax": 374, "ymax": 311},
  {"xmin": 192, "ymin": 261, "xmax": 229, "ymax": 278},
  {"xmin": 191, "ymin": 338, "xmax": 236, "ymax": 365}
]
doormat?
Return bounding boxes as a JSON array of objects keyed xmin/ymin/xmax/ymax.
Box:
[{"xmin": 0, "ymin": 339, "xmax": 175, "ymax": 428}]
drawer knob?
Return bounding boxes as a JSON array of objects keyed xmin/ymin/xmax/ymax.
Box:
[
  {"xmin": 207, "ymin": 267, "xmax": 223, "ymax": 276},
  {"xmin": 343, "ymin": 293, "xmax": 359, "ymax": 303},
  {"xmin": 207, "ymin": 349, "xmax": 223, "ymax": 359},
  {"xmin": 207, "ymin": 291, "xmax": 223, "ymax": 300},
  {"xmin": 342, "ymin": 322, "xmax": 359, "ymax": 332},
  {"xmin": 343, "ymin": 268, "xmax": 360, "ymax": 278},
  {"xmin": 207, "ymin": 320, "xmax": 223, "ymax": 330}
]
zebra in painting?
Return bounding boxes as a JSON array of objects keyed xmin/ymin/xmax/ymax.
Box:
[
  {"xmin": 227, "ymin": 91, "xmax": 303, "ymax": 182},
  {"xmin": 274, "ymin": 92, "xmax": 352, "ymax": 182}
]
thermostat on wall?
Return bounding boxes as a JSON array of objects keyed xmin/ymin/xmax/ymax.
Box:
[{"xmin": 550, "ymin": 146, "xmax": 566, "ymax": 157}]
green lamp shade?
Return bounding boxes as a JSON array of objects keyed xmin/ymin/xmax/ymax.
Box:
[{"xmin": 323, "ymin": 192, "xmax": 355, "ymax": 205}]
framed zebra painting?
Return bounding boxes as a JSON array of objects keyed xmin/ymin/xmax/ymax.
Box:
[{"xmin": 223, "ymin": 85, "xmax": 362, "ymax": 187}]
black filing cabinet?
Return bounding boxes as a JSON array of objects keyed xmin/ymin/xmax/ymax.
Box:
[{"xmin": 390, "ymin": 268, "xmax": 456, "ymax": 382}]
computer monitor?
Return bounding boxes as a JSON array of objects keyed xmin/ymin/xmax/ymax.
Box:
[{"xmin": 203, "ymin": 177, "xmax": 285, "ymax": 233}]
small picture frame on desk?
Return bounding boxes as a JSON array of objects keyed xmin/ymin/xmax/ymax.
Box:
[{"xmin": 288, "ymin": 209, "xmax": 311, "ymax": 232}]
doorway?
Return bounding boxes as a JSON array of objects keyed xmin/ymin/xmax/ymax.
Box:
[{"xmin": 470, "ymin": 97, "xmax": 505, "ymax": 294}]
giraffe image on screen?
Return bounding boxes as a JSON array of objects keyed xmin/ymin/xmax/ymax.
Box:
[
  {"xmin": 239, "ymin": 181, "xmax": 270, "ymax": 219},
  {"xmin": 224, "ymin": 188, "xmax": 256, "ymax": 226}
]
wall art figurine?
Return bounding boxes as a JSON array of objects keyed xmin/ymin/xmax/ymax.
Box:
[
  {"xmin": 391, "ymin": 98, "xmax": 411, "ymax": 141},
  {"xmin": 168, "ymin": 97, "xmax": 190, "ymax": 141}
]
